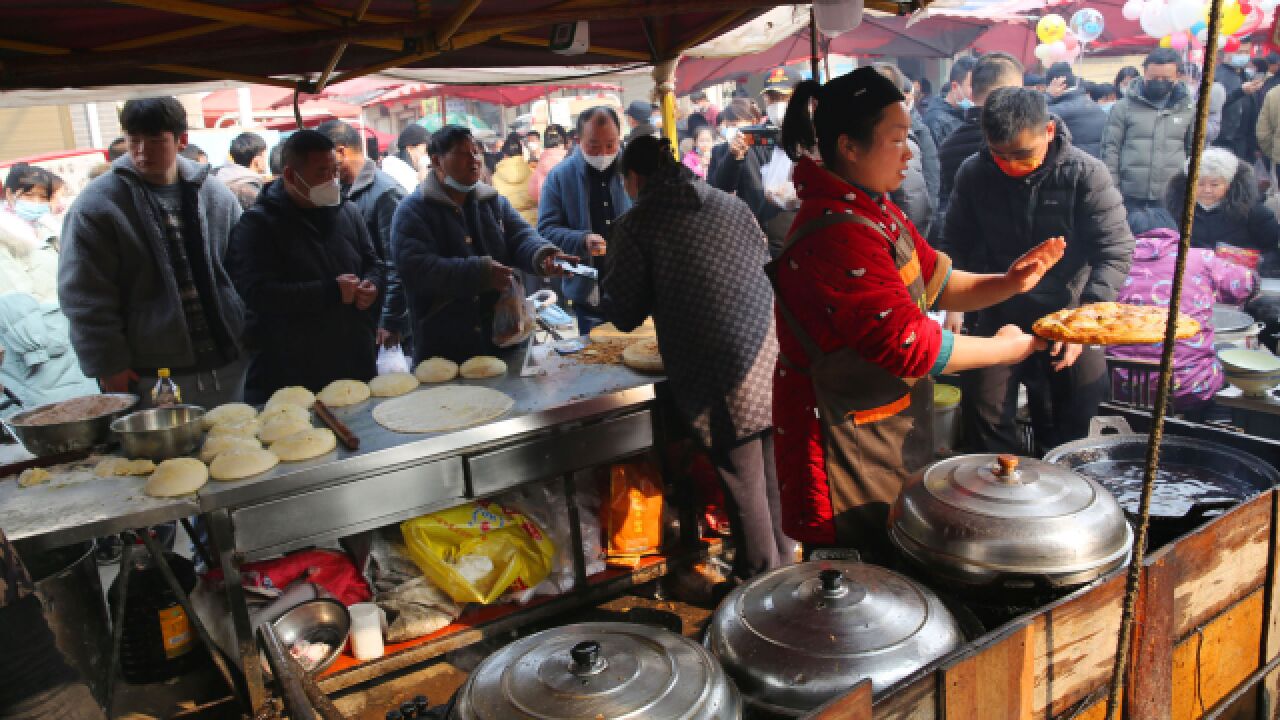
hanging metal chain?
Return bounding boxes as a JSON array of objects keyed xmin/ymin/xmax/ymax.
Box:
[{"xmin": 1103, "ymin": 0, "xmax": 1225, "ymax": 716}]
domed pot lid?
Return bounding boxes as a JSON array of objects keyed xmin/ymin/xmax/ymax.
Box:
[
  {"xmin": 453, "ymin": 621, "xmax": 740, "ymax": 720},
  {"xmin": 706, "ymin": 561, "xmax": 962, "ymax": 714},
  {"xmin": 889, "ymin": 454, "xmax": 1133, "ymax": 584}
]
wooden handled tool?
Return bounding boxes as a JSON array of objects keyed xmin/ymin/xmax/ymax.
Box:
[{"xmin": 312, "ymin": 400, "xmax": 359, "ymax": 451}]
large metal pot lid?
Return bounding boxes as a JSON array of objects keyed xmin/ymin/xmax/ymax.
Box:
[
  {"xmin": 455, "ymin": 621, "xmax": 735, "ymax": 720},
  {"xmin": 918, "ymin": 454, "xmax": 1100, "ymax": 518},
  {"xmin": 1213, "ymin": 305, "xmax": 1254, "ymax": 333},
  {"xmin": 722, "ymin": 561, "xmax": 937, "ymax": 655}
]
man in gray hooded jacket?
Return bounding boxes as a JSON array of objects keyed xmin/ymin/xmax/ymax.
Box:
[
  {"xmin": 1101, "ymin": 48, "xmax": 1195, "ymax": 211},
  {"xmin": 58, "ymin": 97, "xmax": 247, "ymax": 407}
]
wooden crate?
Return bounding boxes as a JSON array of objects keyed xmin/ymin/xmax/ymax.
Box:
[{"xmin": 810, "ymin": 490, "xmax": 1280, "ymax": 720}]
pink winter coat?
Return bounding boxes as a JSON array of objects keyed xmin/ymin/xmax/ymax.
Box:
[
  {"xmin": 528, "ymin": 146, "xmax": 567, "ymax": 204},
  {"xmin": 1109, "ymin": 227, "xmax": 1257, "ymax": 410}
]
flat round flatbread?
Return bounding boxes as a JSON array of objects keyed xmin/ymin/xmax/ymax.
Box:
[
  {"xmin": 259, "ymin": 403, "xmax": 309, "ymax": 427},
  {"xmin": 316, "ymin": 379, "xmax": 370, "ymax": 407},
  {"xmin": 18, "ymin": 468, "xmax": 51, "ymax": 487},
  {"xmin": 209, "ymin": 447, "xmax": 279, "ymax": 481},
  {"xmin": 459, "ymin": 356, "xmax": 506, "ymax": 380},
  {"xmin": 369, "ymin": 373, "xmax": 419, "ymax": 397},
  {"xmin": 415, "ymin": 357, "xmax": 459, "ymax": 383},
  {"xmin": 199, "ymin": 435, "xmax": 263, "ymax": 464},
  {"xmin": 270, "ymin": 428, "xmax": 338, "ymax": 462},
  {"xmin": 373, "ymin": 386, "xmax": 514, "ymax": 434},
  {"xmin": 201, "ymin": 402, "xmax": 257, "ymax": 431},
  {"xmin": 1033, "ymin": 302, "xmax": 1201, "ymax": 345},
  {"xmin": 266, "ymin": 386, "xmax": 316, "ymax": 410},
  {"xmin": 589, "ymin": 318, "xmax": 656, "ymax": 344},
  {"xmin": 146, "ymin": 458, "xmax": 208, "ymax": 497},
  {"xmin": 207, "ymin": 417, "xmax": 262, "ymax": 439},
  {"xmin": 94, "ymin": 457, "xmax": 156, "ymax": 478},
  {"xmin": 622, "ymin": 338, "xmax": 665, "ymax": 373},
  {"xmin": 259, "ymin": 414, "xmax": 313, "ymax": 444}
]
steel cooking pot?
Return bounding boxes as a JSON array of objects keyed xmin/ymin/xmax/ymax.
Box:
[
  {"xmin": 889, "ymin": 453, "xmax": 1133, "ymax": 591},
  {"xmin": 706, "ymin": 561, "xmax": 962, "ymax": 717},
  {"xmin": 1214, "ymin": 306, "xmax": 1263, "ymax": 349},
  {"xmin": 1044, "ymin": 417, "xmax": 1280, "ymax": 548},
  {"xmin": 450, "ymin": 621, "xmax": 741, "ymax": 720}
]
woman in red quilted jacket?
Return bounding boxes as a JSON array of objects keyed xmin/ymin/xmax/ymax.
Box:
[{"xmin": 770, "ymin": 68, "xmax": 1066, "ymax": 558}]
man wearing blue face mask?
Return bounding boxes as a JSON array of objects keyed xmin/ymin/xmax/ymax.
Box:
[
  {"xmin": 538, "ymin": 107, "xmax": 632, "ymax": 332},
  {"xmin": 227, "ymin": 129, "xmax": 385, "ymax": 403},
  {"xmin": 393, "ymin": 125, "xmax": 576, "ymax": 364}
]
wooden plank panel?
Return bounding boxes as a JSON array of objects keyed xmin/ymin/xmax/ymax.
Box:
[
  {"xmin": 1173, "ymin": 494, "xmax": 1271, "ymax": 638},
  {"xmin": 1128, "ymin": 553, "xmax": 1177, "ymax": 718},
  {"xmin": 1030, "ymin": 574, "xmax": 1124, "ymax": 718},
  {"xmin": 944, "ymin": 622, "xmax": 1036, "ymax": 719},
  {"xmin": 1263, "ymin": 491, "xmax": 1280, "ymax": 715},
  {"xmin": 810, "ymin": 680, "xmax": 872, "ymax": 720},
  {"xmin": 1075, "ymin": 700, "xmax": 1107, "ymax": 720},
  {"xmin": 874, "ymin": 672, "xmax": 937, "ymax": 720},
  {"xmin": 1171, "ymin": 590, "xmax": 1265, "ymax": 720}
]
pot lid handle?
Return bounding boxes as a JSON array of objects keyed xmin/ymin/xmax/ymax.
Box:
[
  {"xmin": 818, "ymin": 568, "xmax": 849, "ymax": 598},
  {"xmin": 995, "ymin": 454, "xmax": 1020, "ymax": 481},
  {"xmin": 569, "ymin": 640, "xmax": 607, "ymax": 676}
]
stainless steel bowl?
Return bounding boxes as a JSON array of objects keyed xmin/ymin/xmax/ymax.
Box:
[
  {"xmin": 111, "ymin": 405, "xmax": 205, "ymax": 460},
  {"xmin": 5, "ymin": 393, "xmax": 139, "ymax": 457},
  {"xmin": 270, "ymin": 599, "xmax": 349, "ymax": 675}
]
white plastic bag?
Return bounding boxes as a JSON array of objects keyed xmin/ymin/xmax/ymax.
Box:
[
  {"xmin": 492, "ymin": 276, "xmax": 534, "ymax": 348},
  {"xmin": 377, "ymin": 345, "xmax": 410, "ymax": 375}
]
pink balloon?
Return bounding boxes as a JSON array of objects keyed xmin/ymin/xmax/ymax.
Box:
[
  {"xmin": 1170, "ymin": 30, "xmax": 1189, "ymax": 48},
  {"xmin": 1064, "ymin": 31, "xmax": 1081, "ymax": 52},
  {"xmin": 1238, "ymin": 5, "xmax": 1264, "ymax": 34}
]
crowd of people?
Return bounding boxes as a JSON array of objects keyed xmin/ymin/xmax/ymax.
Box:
[{"xmin": 0, "ymin": 47, "xmax": 1276, "ymax": 598}]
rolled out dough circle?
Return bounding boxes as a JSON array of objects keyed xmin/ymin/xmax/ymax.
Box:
[{"xmin": 372, "ymin": 386, "xmax": 514, "ymax": 434}]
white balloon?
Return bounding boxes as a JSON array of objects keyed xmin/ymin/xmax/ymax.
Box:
[
  {"xmin": 1123, "ymin": 0, "xmax": 1146, "ymax": 19},
  {"xmin": 1168, "ymin": 0, "xmax": 1206, "ymax": 30},
  {"xmin": 1140, "ymin": 0, "xmax": 1175, "ymax": 37},
  {"xmin": 1035, "ymin": 43, "xmax": 1054, "ymax": 62}
]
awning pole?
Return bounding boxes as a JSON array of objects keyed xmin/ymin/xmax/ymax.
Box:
[{"xmin": 810, "ymin": 7, "xmax": 822, "ymax": 81}]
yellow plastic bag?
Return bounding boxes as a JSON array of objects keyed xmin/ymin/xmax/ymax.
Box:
[
  {"xmin": 400, "ymin": 502, "xmax": 555, "ymax": 604},
  {"xmin": 604, "ymin": 461, "xmax": 665, "ymax": 567}
]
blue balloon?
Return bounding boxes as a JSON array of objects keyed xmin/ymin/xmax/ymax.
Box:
[
  {"xmin": 1070, "ymin": 8, "xmax": 1106, "ymax": 42},
  {"xmin": 1191, "ymin": 20, "xmax": 1207, "ymax": 35}
]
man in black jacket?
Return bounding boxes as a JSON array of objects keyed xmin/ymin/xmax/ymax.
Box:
[
  {"xmin": 318, "ymin": 120, "xmax": 410, "ymax": 351},
  {"xmin": 944, "ymin": 88, "xmax": 1133, "ymax": 454},
  {"xmin": 934, "ymin": 52, "xmax": 1023, "ymax": 238},
  {"xmin": 924, "ymin": 56, "xmax": 976, "ymax": 147},
  {"xmin": 1044, "ymin": 62, "xmax": 1106, "ymax": 159},
  {"xmin": 227, "ymin": 129, "xmax": 384, "ymax": 403}
]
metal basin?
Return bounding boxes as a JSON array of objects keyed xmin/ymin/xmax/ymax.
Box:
[
  {"xmin": 111, "ymin": 405, "xmax": 205, "ymax": 460},
  {"xmin": 4, "ymin": 393, "xmax": 138, "ymax": 457},
  {"xmin": 269, "ymin": 598, "xmax": 349, "ymax": 675}
]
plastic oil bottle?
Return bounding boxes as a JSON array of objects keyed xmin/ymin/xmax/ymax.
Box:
[
  {"xmin": 108, "ymin": 541, "xmax": 201, "ymax": 683},
  {"xmin": 151, "ymin": 368, "xmax": 181, "ymax": 407}
]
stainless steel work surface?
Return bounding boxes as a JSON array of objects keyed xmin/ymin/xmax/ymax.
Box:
[
  {"xmin": 195, "ymin": 354, "xmax": 659, "ymax": 512},
  {"xmin": 0, "ymin": 455, "xmax": 200, "ymax": 548}
]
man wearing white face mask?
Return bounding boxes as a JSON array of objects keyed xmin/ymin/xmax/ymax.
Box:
[
  {"xmin": 60, "ymin": 96, "xmax": 249, "ymax": 407},
  {"xmin": 227, "ymin": 129, "xmax": 385, "ymax": 403},
  {"xmin": 538, "ymin": 106, "xmax": 632, "ymax": 331}
]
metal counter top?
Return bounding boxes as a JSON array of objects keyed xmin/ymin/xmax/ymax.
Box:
[
  {"xmin": 195, "ymin": 354, "xmax": 659, "ymax": 511},
  {"xmin": 0, "ymin": 350, "xmax": 659, "ymax": 549}
]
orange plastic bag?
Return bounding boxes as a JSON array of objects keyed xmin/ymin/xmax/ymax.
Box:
[{"xmin": 603, "ymin": 461, "xmax": 664, "ymax": 567}]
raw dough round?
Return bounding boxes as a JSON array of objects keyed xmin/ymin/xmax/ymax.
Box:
[
  {"xmin": 369, "ymin": 373, "xmax": 419, "ymax": 397},
  {"xmin": 266, "ymin": 386, "xmax": 316, "ymax": 410},
  {"xmin": 414, "ymin": 357, "xmax": 459, "ymax": 384},
  {"xmin": 209, "ymin": 447, "xmax": 279, "ymax": 481},
  {"xmin": 145, "ymin": 458, "xmax": 208, "ymax": 497},
  {"xmin": 95, "ymin": 457, "xmax": 157, "ymax": 477},
  {"xmin": 259, "ymin": 403, "xmax": 309, "ymax": 427},
  {"xmin": 207, "ymin": 418, "xmax": 261, "ymax": 439},
  {"xmin": 317, "ymin": 379, "xmax": 371, "ymax": 407},
  {"xmin": 259, "ymin": 414, "xmax": 313, "ymax": 444},
  {"xmin": 201, "ymin": 402, "xmax": 257, "ymax": 431},
  {"xmin": 373, "ymin": 386, "xmax": 514, "ymax": 434},
  {"xmin": 622, "ymin": 338, "xmax": 665, "ymax": 373},
  {"xmin": 199, "ymin": 435, "xmax": 263, "ymax": 464},
  {"xmin": 270, "ymin": 428, "xmax": 338, "ymax": 462},
  {"xmin": 459, "ymin": 356, "xmax": 507, "ymax": 380}
]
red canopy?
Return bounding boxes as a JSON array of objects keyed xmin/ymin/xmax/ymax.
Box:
[
  {"xmin": 284, "ymin": 78, "xmax": 624, "ymax": 108},
  {"xmin": 677, "ymin": 16, "xmax": 1008, "ymax": 94},
  {"xmin": 201, "ymin": 86, "xmax": 362, "ymax": 128}
]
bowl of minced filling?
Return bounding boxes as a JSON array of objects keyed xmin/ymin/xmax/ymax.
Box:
[{"xmin": 6, "ymin": 394, "xmax": 139, "ymax": 457}]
